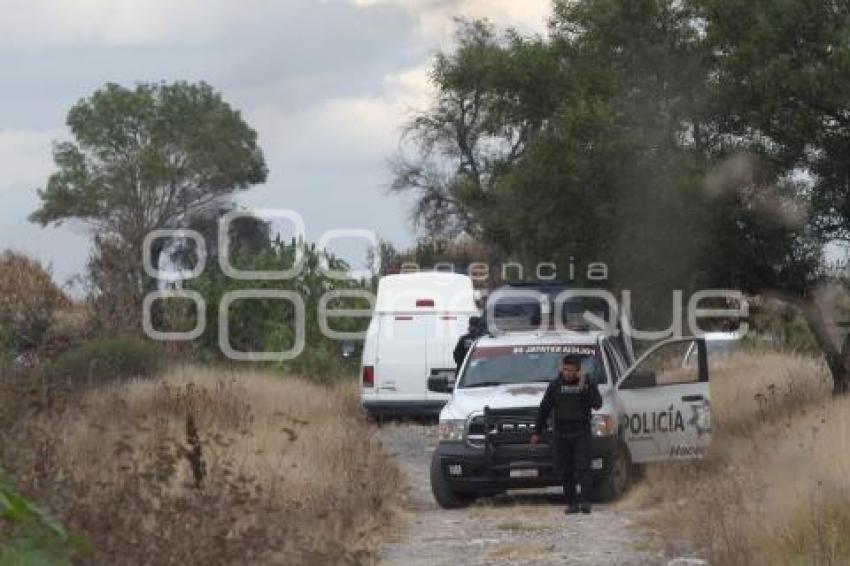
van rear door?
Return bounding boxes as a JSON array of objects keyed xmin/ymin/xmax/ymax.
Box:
[{"xmin": 374, "ymin": 313, "xmax": 429, "ymax": 399}]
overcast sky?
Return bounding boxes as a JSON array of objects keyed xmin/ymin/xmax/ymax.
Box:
[{"xmin": 0, "ymin": 0, "xmax": 549, "ymax": 289}]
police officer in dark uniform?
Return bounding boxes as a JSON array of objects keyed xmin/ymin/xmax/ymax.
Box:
[
  {"xmin": 453, "ymin": 316, "xmax": 481, "ymax": 372},
  {"xmin": 530, "ymin": 354, "xmax": 603, "ymax": 514}
]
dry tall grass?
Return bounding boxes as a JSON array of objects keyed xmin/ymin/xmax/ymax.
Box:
[
  {"xmin": 0, "ymin": 367, "xmax": 403, "ymax": 565},
  {"xmin": 627, "ymin": 350, "xmax": 849, "ymax": 565},
  {"xmin": 0, "ymin": 250, "xmax": 71, "ymax": 351},
  {"xmin": 708, "ymin": 350, "xmax": 832, "ymax": 431}
]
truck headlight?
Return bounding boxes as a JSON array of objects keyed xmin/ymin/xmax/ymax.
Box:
[
  {"xmin": 591, "ymin": 414, "xmax": 617, "ymax": 437},
  {"xmin": 438, "ymin": 419, "xmax": 466, "ymax": 442}
]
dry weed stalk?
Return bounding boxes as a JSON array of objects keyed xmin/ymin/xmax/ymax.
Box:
[
  {"xmin": 0, "ymin": 366, "xmax": 403, "ymax": 565},
  {"xmin": 627, "ymin": 351, "xmax": 849, "ymax": 565}
]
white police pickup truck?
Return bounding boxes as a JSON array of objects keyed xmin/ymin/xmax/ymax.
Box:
[{"xmin": 427, "ymin": 330, "xmax": 711, "ymax": 508}]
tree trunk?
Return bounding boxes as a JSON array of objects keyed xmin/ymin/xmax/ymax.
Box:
[
  {"xmin": 832, "ymin": 334, "xmax": 850, "ymax": 395},
  {"xmin": 797, "ymin": 300, "xmax": 850, "ymax": 396}
]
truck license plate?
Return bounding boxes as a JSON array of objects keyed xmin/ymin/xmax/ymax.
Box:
[{"xmin": 510, "ymin": 468, "xmax": 538, "ymax": 478}]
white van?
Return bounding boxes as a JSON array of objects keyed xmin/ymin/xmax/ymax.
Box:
[{"xmin": 360, "ymin": 272, "xmax": 479, "ymax": 417}]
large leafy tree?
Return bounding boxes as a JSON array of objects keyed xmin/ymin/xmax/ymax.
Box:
[
  {"xmin": 694, "ymin": 0, "xmax": 850, "ymax": 392},
  {"xmin": 394, "ymin": 1, "xmax": 850, "ymax": 393},
  {"xmin": 31, "ymin": 82, "xmax": 267, "ymax": 242},
  {"xmin": 30, "ymin": 81, "xmax": 268, "ymax": 330},
  {"xmin": 391, "ymin": 21, "xmax": 561, "ymax": 237}
]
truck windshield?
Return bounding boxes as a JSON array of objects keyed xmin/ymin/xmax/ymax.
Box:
[{"xmin": 459, "ymin": 345, "xmax": 604, "ymax": 388}]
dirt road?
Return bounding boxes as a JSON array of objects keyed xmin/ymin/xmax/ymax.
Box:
[{"xmin": 376, "ymin": 423, "xmax": 701, "ymax": 566}]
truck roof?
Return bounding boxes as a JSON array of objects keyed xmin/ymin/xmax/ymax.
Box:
[{"xmin": 475, "ymin": 330, "xmax": 604, "ymax": 348}]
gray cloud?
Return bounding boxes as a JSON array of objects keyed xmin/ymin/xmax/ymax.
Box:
[{"xmin": 0, "ymin": 0, "xmax": 548, "ymax": 286}]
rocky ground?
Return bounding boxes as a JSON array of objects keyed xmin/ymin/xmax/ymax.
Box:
[{"xmin": 375, "ymin": 422, "xmax": 703, "ymax": 566}]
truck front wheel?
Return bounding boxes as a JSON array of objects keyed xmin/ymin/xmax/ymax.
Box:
[
  {"xmin": 595, "ymin": 441, "xmax": 631, "ymax": 501},
  {"xmin": 430, "ymin": 453, "xmax": 477, "ymax": 509}
]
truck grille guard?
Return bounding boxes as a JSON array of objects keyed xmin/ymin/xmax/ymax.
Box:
[{"xmin": 476, "ymin": 406, "xmax": 544, "ymax": 475}]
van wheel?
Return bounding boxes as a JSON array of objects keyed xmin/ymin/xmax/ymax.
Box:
[
  {"xmin": 430, "ymin": 453, "xmax": 477, "ymax": 509},
  {"xmin": 595, "ymin": 442, "xmax": 631, "ymax": 502},
  {"xmin": 366, "ymin": 412, "xmax": 384, "ymax": 426}
]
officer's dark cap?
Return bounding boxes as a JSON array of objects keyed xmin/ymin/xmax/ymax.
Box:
[{"xmin": 561, "ymin": 354, "xmax": 582, "ymax": 368}]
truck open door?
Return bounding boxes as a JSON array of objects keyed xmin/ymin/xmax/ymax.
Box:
[
  {"xmin": 616, "ymin": 337, "xmax": 711, "ymax": 463},
  {"xmin": 617, "ymin": 309, "xmax": 637, "ymax": 366}
]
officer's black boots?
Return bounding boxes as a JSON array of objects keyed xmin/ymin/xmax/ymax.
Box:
[
  {"xmin": 565, "ymin": 504, "xmax": 580, "ymax": 514},
  {"xmin": 580, "ymin": 503, "xmax": 592, "ymax": 514}
]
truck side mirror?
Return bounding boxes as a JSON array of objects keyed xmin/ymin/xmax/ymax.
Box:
[
  {"xmin": 339, "ymin": 340, "xmax": 359, "ymax": 359},
  {"xmin": 427, "ymin": 369, "xmax": 456, "ymax": 393}
]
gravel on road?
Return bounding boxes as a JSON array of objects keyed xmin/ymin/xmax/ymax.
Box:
[{"xmin": 375, "ymin": 422, "xmax": 680, "ymax": 566}]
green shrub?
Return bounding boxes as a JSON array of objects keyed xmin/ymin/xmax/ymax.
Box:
[
  {"xmin": 39, "ymin": 338, "xmax": 166, "ymax": 384},
  {"xmin": 0, "ymin": 473, "xmax": 87, "ymax": 565},
  {"xmin": 276, "ymin": 342, "xmax": 358, "ymax": 384},
  {"xmin": 186, "ymin": 240, "xmax": 370, "ymax": 381}
]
